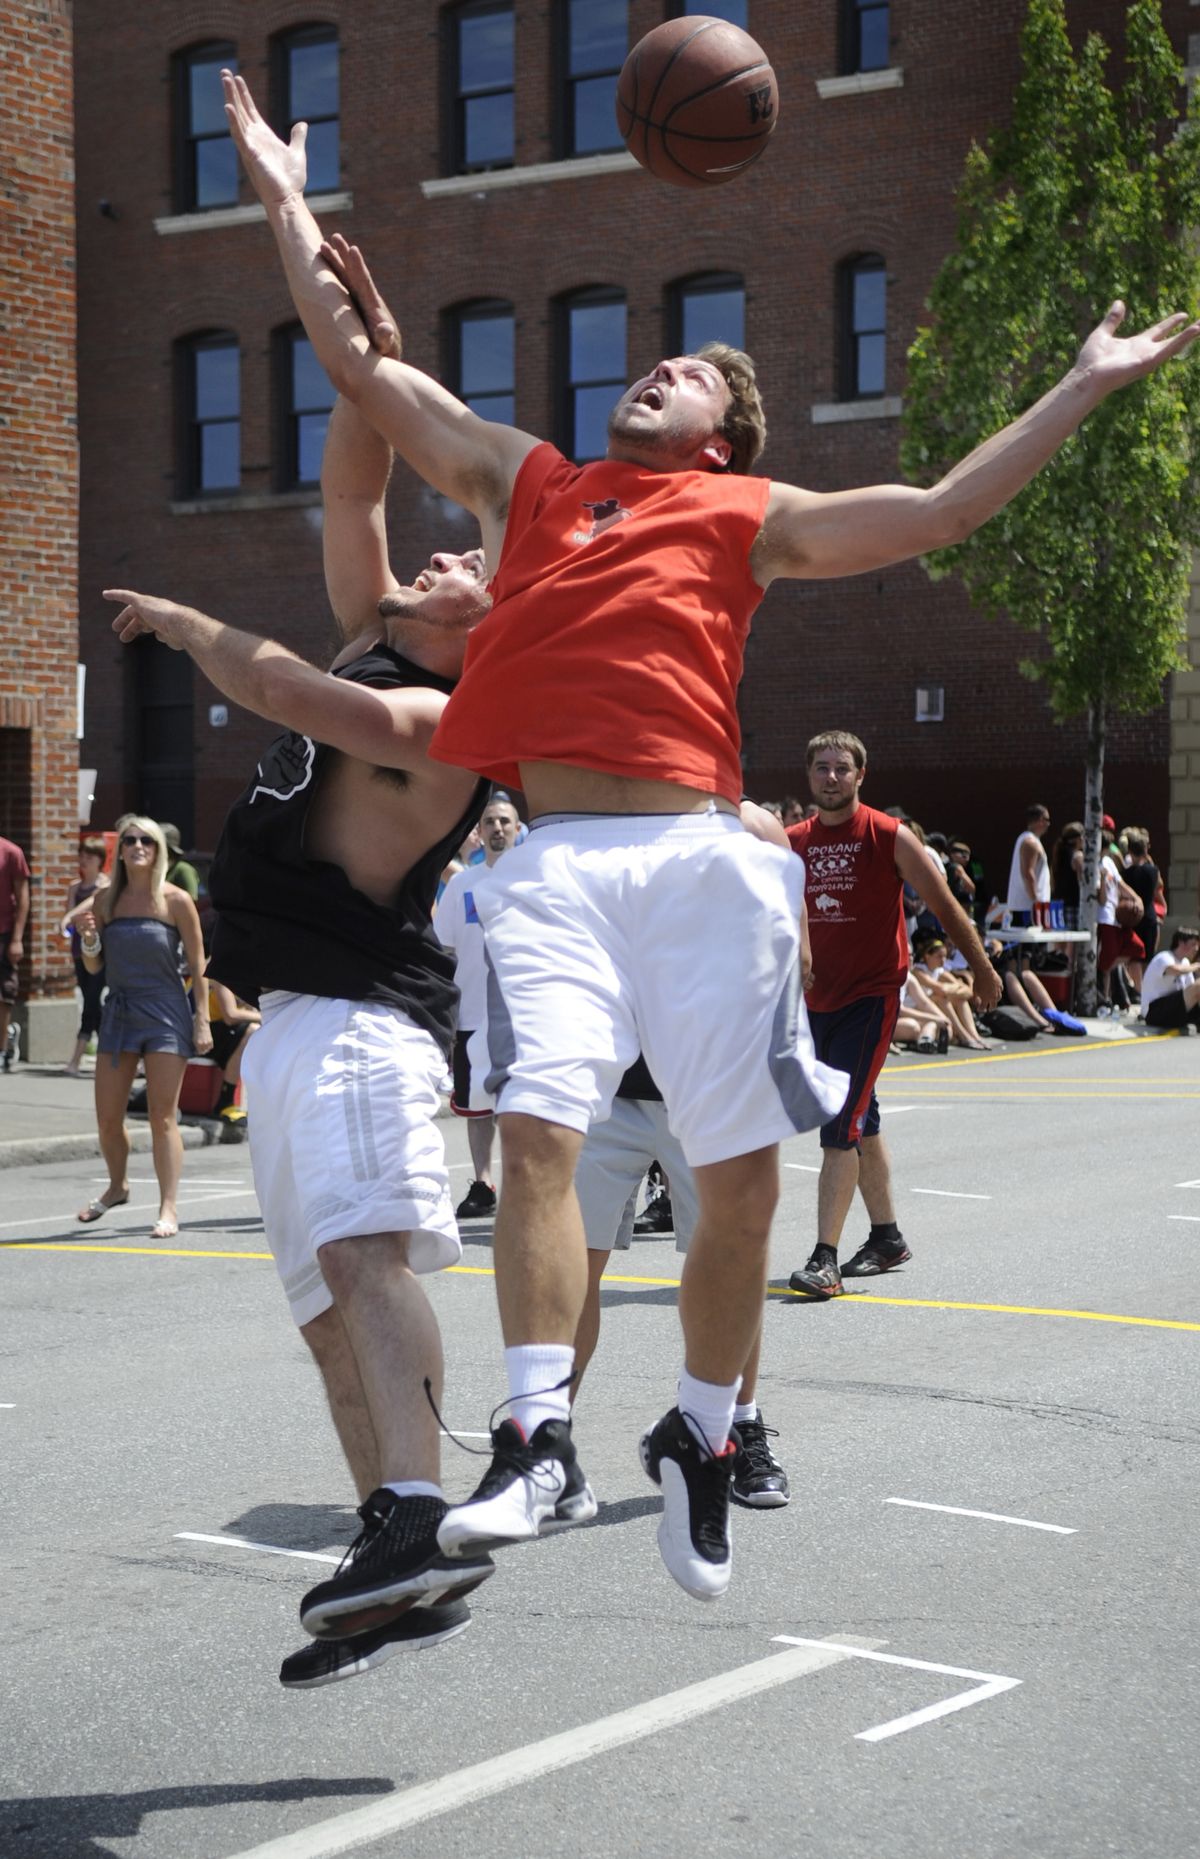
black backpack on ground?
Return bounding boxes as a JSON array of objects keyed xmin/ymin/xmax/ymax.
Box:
[{"xmin": 981, "ymin": 1004, "xmax": 1041, "ymax": 1041}]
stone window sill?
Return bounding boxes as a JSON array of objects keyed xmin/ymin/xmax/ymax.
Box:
[
  {"xmin": 815, "ymin": 68, "xmax": 904, "ymax": 100},
  {"xmin": 154, "ymin": 192, "xmax": 352, "ymax": 236},
  {"xmin": 811, "ymin": 396, "xmax": 903, "ymax": 424},
  {"xmin": 421, "ymin": 152, "xmax": 637, "ymax": 199},
  {"xmin": 170, "ymin": 490, "xmax": 321, "ymax": 515}
]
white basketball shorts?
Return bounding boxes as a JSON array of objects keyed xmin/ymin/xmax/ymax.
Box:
[
  {"xmin": 469, "ymin": 809, "xmax": 849, "ymax": 1167},
  {"xmin": 241, "ymin": 992, "xmax": 461, "ymax": 1327}
]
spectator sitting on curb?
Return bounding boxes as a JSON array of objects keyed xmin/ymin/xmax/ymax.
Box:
[
  {"xmin": 1140, "ymin": 926, "xmax": 1200, "ymax": 1032},
  {"xmin": 911, "ymin": 932, "xmax": 990, "ymax": 1049}
]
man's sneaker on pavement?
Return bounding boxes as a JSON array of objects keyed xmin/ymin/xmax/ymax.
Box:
[
  {"xmin": 437, "ymin": 1416, "xmax": 596, "ymax": 1557},
  {"xmin": 730, "ymin": 1412, "xmax": 790, "ymax": 1509},
  {"xmin": 633, "ymin": 1191, "xmax": 674, "ymax": 1235},
  {"xmin": 841, "ymin": 1235, "xmax": 912, "ymax": 1277},
  {"xmin": 640, "ymin": 1406, "xmax": 735, "ymax": 1601},
  {"xmin": 280, "ymin": 1597, "xmax": 471, "ymax": 1689},
  {"xmin": 788, "ymin": 1251, "xmax": 844, "ymax": 1299},
  {"xmin": 455, "ymin": 1179, "xmax": 497, "ymax": 1219},
  {"xmin": 299, "ymin": 1490, "xmax": 493, "ymax": 1641}
]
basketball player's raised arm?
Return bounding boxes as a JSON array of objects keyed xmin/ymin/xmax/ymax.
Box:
[
  {"xmin": 220, "ymin": 72, "xmax": 536, "ymax": 542},
  {"xmin": 104, "ymin": 590, "xmax": 447, "ymax": 774},
  {"xmin": 754, "ymin": 302, "xmax": 1199, "ymax": 584}
]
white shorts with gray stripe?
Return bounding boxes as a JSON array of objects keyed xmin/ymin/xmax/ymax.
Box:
[{"xmin": 242, "ymin": 992, "xmax": 461, "ymax": 1327}]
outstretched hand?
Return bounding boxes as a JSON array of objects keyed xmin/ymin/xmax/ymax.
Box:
[
  {"xmin": 319, "ymin": 234, "xmax": 401, "ymax": 359},
  {"xmin": 104, "ymin": 589, "xmax": 190, "ymax": 650},
  {"xmin": 222, "ymin": 69, "xmax": 307, "ymax": 206},
  {"xmin": 1076, "ymin": 300, "xmax": 1200, "ymax": 392}
]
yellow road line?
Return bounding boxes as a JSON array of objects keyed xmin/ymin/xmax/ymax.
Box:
[
  {"xmin": 885, "ymin": 1030, "xmax": 1177, "ymax": 1074},
  {"xmin": 7, "ymin": 1243, "xmax": 1200, "ymax": 1332}
]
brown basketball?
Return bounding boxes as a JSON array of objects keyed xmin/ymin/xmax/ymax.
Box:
[{"xmin": 615, "ymin": 16, "xmax": 779, "ymax": 189}]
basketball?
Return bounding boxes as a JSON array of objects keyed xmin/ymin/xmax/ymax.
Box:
[{"xmin": 615, "ymin": 16, "xmax": 779, "ymax": 189}]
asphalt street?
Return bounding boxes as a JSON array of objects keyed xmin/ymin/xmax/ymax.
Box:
[{"xmin": 2, "ymin": 1028, "xmax": 1198, "ymax": 1859}]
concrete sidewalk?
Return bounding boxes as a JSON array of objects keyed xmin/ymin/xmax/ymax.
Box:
[{"xmin": 0, "ymin": 1061, "xmax": 221, "ymax": 1170}]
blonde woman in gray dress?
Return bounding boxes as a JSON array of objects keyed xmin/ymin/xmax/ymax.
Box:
[{"xmin": 70, "ymin": 816, "xmax": 210, "ymax": 1237}]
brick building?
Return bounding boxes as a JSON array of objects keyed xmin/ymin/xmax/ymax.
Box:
[
  {"xmin": 0, "ymin": 0, "xmax": 79, "ymax": 1060},
  {"xmin": 71, "ymin": 0, "xmax": 1199, "ymax": 909}
]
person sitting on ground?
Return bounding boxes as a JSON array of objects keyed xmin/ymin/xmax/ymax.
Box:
[
  {"xmin": 899, "ymin": 966, "xmax": 953, "ymax": 1049},
  {"xmin": 911, "ymin": 931, "xmax": 990, "ymax": 1049},
  {"xmin": 1139, "ymin": 926, "xmax": 1200, "ymax": 1032},
  {"xmin": 983, "ymin": 936, "xmax": 1085, "ymax": 1035}
]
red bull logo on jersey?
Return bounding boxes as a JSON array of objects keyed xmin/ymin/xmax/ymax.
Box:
[{"xmin": 572, "ymin": 497, "xmax": 632, "ymax": 544}]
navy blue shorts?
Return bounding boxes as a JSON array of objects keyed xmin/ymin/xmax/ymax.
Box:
[{"xmin": 807, "ymin": 992, "xmax": 900, "ymax": 1151}]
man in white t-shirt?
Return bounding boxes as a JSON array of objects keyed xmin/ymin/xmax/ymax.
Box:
[
  {"xmin": 1006, "ymin": 804, "xmax": 1051, "ymax": 916},
  {"xmin": 1140, "ymin": 926, "xmax": 1200, "ymax": 1031},
  {"xmin": 435, "ymin": 793, "xmax": 520, "ymax": 1217}
]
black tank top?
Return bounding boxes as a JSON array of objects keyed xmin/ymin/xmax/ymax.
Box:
[{"xmin": 208, "ymin": 644, "xmax": 487, "ymax": 1056}]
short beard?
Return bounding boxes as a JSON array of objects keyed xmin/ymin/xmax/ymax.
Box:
[{"xmin": 607, "ymin": 403, "xmax": 709, "ymax": 464}]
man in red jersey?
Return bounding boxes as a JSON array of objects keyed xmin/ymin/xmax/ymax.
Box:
[
  {"xmin": 787, "ymin": 733, "xmax": 1001, "ymax": 1300},
  {"xmin": 222, "ymin": 66, "xmax": 1198, "ymax": 1604}
]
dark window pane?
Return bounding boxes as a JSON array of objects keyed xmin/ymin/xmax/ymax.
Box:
[
  {"xmin": 460, "ymin": 9, "xmax": 514, "ymax": 90},
  {"xmin": 296, "ymin": 411, "xmax": 329, "ymax": 483},
  {"xmin": 291, "ymin": 337, "xmax": 332, "ymax": 412},
  {"xmin": 200, "ymin": 421, "xmax": 239, "ymax": 489},
  {"xmin": 682, "ymin": 285, "xmax": 744, "ymax": 351},
  {"xmin": 568, "ymin": 0, "xmax": 626, "ymax": 75},
  {"xmin": 573, "ymin": 76, "xmax": 622, "ymax": 154},
  {"xmin": 142, "ymin": 704, "xmax": 191, "ymax": 763},
  {"xmin": 855, "ymin": 1, "xmax": 889, "ymax": 71},
  {"xmin": 194, "ymin": 138, "xmax": 239, "ymax": 209},
  {"xmin": 853, "ymin": 268, "xmax": 885, "ymax": 333},
  {"xmin": 570, "ymin": 301, "xmax": 625, "ymax": 381},
  {"xmin": 304, "ymin": 119, "xmax": 339, "ymax": 193},
  {"xmin": 466, "ymin": 390, "xmax": 515, "ymax": 423},
  {"xmin": 195, "ymin": 345, "xmax": 239, "ymax": 418},
  {"xmin": 464, "ymin": 92, "xmax": 514, "ymax": 166},
  {"xmin": 573, "ymin": 384, "xmax": 614, "ymax": 459},
  {"xmin": 681, "ymin": 0, "xmax": 746, "ymax": 22},
  {"xmin": 461, "ymin": 314, "xmax": 514, "ymax": 396},
  {"xmin": 856, "ymin": 332, "xmax": 885, "ymax": 396},
  {"xmin": 188, "ymin": 56, "xmax": 231, "ymax": 135},
  {"xmin": 289, "ymin": 39, "xmax": 338, "ymax": 117}
]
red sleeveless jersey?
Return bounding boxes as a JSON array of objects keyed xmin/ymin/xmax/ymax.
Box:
[
  {"xmin": 788, "ymin": 805, "xmax": 908, "ymax": 1011},
  {"xmin": 428, "ymin": 443, "xmax": 771, "ymax": 806}
]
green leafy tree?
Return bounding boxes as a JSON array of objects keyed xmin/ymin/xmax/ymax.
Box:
[{"xmin": 901, "ymin": 0, "xmax": 1200, "ymax": 1008}]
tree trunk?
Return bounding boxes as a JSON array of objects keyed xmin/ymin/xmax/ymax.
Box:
[{"xmin": 1076, "ymin": 699, "xmax": 1106, "ymax": 1015}]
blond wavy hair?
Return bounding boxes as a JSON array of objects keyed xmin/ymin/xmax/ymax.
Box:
[{"xmin": 97, "ymin": 815, "xmax": 169, "ymax": 923}]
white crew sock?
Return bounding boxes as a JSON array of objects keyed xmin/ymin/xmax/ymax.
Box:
[
  {"xmin": 384, "ymin": 1480, "xmax": 444, "ymax": 1502},
  {"xmin": 677, "ymin": 1368, "xmax": 740, "ymax": 1455},
  {"xmin": 504, "ymin": 1343, "xmax": 575, "ymax": 1438},
  {"xmin": 732, "ymin": 1400, "xmax": 758, "ymax": 1426}
]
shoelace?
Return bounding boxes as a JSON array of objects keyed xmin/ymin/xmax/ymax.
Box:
[
  {"xmin": 332, "ymin": 1490, "xmax": 446, "ymax": 1578},
  {"xmin": 676, "ymin": 1409, "xmax": 735, "ymax": 1554},
  {"xmin": 423, "ymin": 1374, "xmax": 577, "ymax": 1498},
  {"xmin": 736, "ymin": 1417, "xmax": 780, "ymax": 1474}
]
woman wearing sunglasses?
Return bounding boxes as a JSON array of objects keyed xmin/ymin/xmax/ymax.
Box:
[{"xmin": 68, "ymin": 816, "xmax": 211, "ymax": 1238}]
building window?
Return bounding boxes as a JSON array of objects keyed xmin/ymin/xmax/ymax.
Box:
[
  {"xmin": 670, "ymin": 273, "xmax": 745, "ymax": 354},
  {"xmin": 839, "ymin": 255, "xmax": 886, "ymax": 399},
  {"xmin": 670, "ymin": 1, "xmax": 748, "ymax": 24},
  {"xmin": 175, "ymin": 43, "xmax": 239, "ymax": 212},
  {"xmin": 561, "ymin": 0, "xmax": 627, "ymax": 157},
  {"xmin": 560, "ymin": 289, "xmax": 626, "ymax": 461},
  {"xmin": 840, "ymin": 0, "xmax": 889, "ymax": 74},
  {"xmin": 446, "ymin": 301, "xmax": 516, "ymax": 423},
  {"xmin": 278, "ymin": 328, "xmax": 335, "ymax": 488},
  {"xmin": 451, "ymin": 2, "xmax": 515, "ymax": 172},
  {"xmin": 180, "ymin": 333, "xmax": 240, "ymax": 495},
  {"xmin": 275, "ymin": 26, "xmax": 339, "ymax": 194}
]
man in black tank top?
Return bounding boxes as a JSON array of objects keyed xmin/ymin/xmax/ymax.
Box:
[{"xmin": 106, "ymin": 267, "xmax": 498, "ymax": 1687}]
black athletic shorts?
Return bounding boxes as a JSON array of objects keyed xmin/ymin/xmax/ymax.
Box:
[{"xmin": 807, "ymin": 991, "xmax": 901, "ymax": 1151}]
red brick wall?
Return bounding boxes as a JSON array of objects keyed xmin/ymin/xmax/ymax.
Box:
[
  {"xmin": 0, "ymin": 0, "xmax": 79, "ymax": 1003},
  {"xmin": 73, "ymin": 1, "xmax": 1185, "ymax": 882}
]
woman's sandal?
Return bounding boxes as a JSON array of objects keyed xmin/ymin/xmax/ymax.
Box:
[{"xmin": 77, "ymin": 1193, "xmax": 130, "ymax": 1224}]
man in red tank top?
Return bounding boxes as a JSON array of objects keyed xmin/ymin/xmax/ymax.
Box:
[
  {"xmin": 224, "ymin": 65, "xmax": 1200, "ymax": 1606},
  {"xmin": 787, "ymin": 733, "xmax": 1000, "ymax": 1300}
]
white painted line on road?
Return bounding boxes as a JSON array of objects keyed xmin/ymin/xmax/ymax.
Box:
[
  {"xmin": 1168, "ymin": 1215, "xmax": 1200, "ymax": 1223},
  {"xmin": 885, "ymin": 1498, "xmax": 1075, "ymax": 1534},
  {"xmin": 175, "ymin": 1532, "xmax": 340, "ymax": 1567},
  {"xmin": 0, "ymin": 1184, "xmax": 260, "ymax": 1236},
  {"xmin": 784, "ymin": 1163, "xmax": 819, "ymax": 1172},
  {"xmin": 910, "ymin": 1189, "xmax": 991, "ymax": 1200},
  {"xmin": 879, "ymin": 1105, "xmax": 923, "ymax": 1115},
  {"xmin": 1176, "ymin": 1179, "xmax": 1200, "ymax": 1188},
  {"xmin": 442, "ymin": 1431, "xmax": 493, "ymax": 1440},
  {"xmin": 224, "ymin": 1636, "xmax": 885, "ymax": 1859},
  {"xmin": 0, "ymin": 1403, "xmax": 14, "ymax": 1408},
  {"xmin": 774, "ymin": 1637, "xmax": 1020, "ymax": 1741}
]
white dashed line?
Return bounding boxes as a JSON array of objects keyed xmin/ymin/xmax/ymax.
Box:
[
  {"xmin": 774, "ymin": 1637, "xmax": 1021, "ymax": 1741},
  {"xmin": 910, "ymin": 1189, "xmax": 991, "ymax": 1200},
  {"xmin": 886, "ymin": 1498, "xmax": 1075, "ymax": 1534},
  {"xmin": 175, "ymin": 1532, "xmax": 340, "ymax": 1566}
]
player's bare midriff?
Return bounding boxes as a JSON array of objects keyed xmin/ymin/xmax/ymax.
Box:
[
  {"xmin": 519, "ymin": 762, "xmax": 739, "ymax": 820},
  {"xmin": 305, "ymin": 751, "xmax": 475, "ymax": 909}
]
